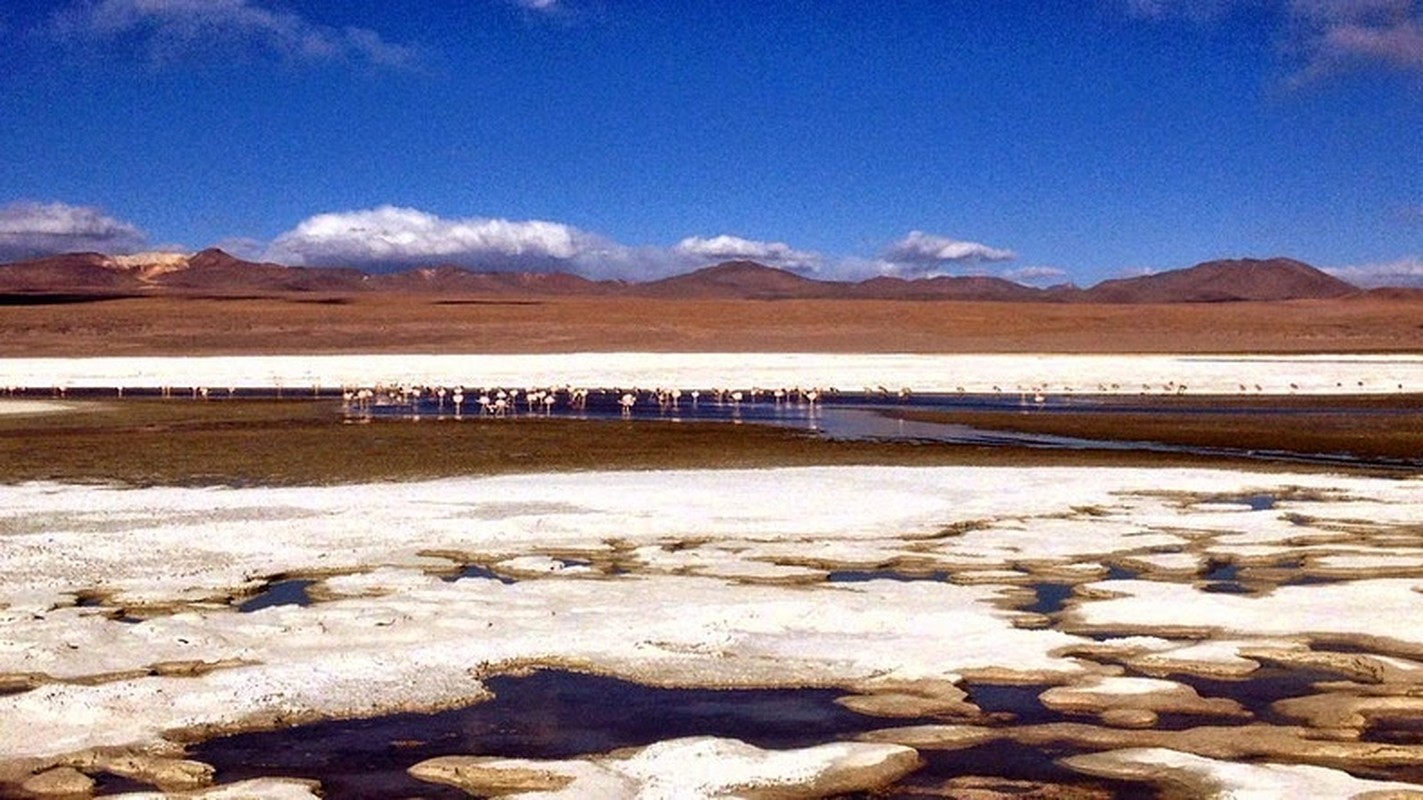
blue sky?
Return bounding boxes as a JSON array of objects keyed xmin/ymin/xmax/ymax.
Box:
[{"xmin": 0, "ymin": 0, "xmax": 1418, "ymax": 285}]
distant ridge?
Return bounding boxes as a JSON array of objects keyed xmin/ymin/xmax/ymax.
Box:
[
  {"xmin": 368, "ymin": 265, "xmax": 622, "ymax": 295},
  {"xmin": 631, "ymin": 260, "xmax": 833, "ymax": 299},
  {"xmin": 1079, "ymin": 258, "xmax": 1357, "ymax": 303},
  {"xmin": 854, "ymin": 274, "xmax": 1047, "ymax": 302},
  {"xmin": 0, "ymin": 250, "xmax": 1371, "ymax": 303}
]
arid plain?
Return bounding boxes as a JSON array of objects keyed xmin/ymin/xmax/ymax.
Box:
[{"xmin": 4, "ymin": 291, "xmax": 1423, "ymax": 356}]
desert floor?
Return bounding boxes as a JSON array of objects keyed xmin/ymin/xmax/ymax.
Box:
[{"xmin": 3, "ymin": 293, "xmax": 1423, "ymax": 355}]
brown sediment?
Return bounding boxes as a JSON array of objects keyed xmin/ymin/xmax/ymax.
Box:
[
  {"xmin": 18, "ymin": 766, "xmax": 93, "ymax": 796},
  {"xmin": 864, "ymin": 721, "xmax": 1423, "ymax": 773},
  {"xmin": 1273, "ymin": 693, "xmax": 1423, "ymax": 733},
  {"xmin": 1245, "ymin": 648, "xmax": 1423, "ymax": 686},
  {"xmin": 1038, "ymin": 677, "xmax": 1249, "ymax": 722},
  {"xmin": 407, "ymin": 758, "xmax": 576, "ymax": 795},
  {"xmin": 837, "ymin": 679, "xmax": 985, "ymax": 721},
  {"xmin": 922, "ymin": 775, "xmax": 1117, "ymax": 799}
]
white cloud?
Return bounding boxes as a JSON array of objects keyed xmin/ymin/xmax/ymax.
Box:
[
  {"xmin": 50, "ymin": 0, "xmax": 415, "ymax": 67},
  {"xmin": 673, "ymin": 235, "xmax": 822, "ymax": 273},
  {"xmin": 1001, "ymin": 265, "xmax": 1070, "ymax": 286},
  {"xmin": 1312, "ymin": 15, "xmax": 1423, "ymax": 71},
  {"xmin": 1325, "ymin": 255, "xmax": 1423, "ymax": 287},
  {"xmin": 513, "ymin": 0, "xmax": 561, "ymax": 11},
  {"xmin": 0, "ymin": 201, "xmax": 147, "ymax": 261},
  {"xmin": 879, "ymin": 230, "xmax": 1016, "ymax": 278},
  {"xmin": 1120, "ymin": 0, "xmax": 1423, "ymax": 76},
  {"xmin": 266, "ymin": 206, "xmax": 608, "ymax": 272}
]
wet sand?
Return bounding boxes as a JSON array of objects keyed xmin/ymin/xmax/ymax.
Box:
[{"xmin": 4, "ymin": 467, "xmax": 1423, "ymax": 798}]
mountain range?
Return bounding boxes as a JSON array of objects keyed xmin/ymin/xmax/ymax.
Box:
[{"xmin": 0, "ymin": 249, "xmax": 1373, "ymax": 303}]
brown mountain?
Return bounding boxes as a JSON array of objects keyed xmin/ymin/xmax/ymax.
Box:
[
  {"xmin": 631, "ymin": 260, "xmax": 838, "ymax": 299},
  {"xmin": 0, "ymin": 252, "xmax": 145, "ymax": 293},
  {"xmin": 854, "ymin": 274, "xmax": 1047, "ymax": 301},
  {"xmin": 369, "ymin": 265, "xmax": 621, "ymax": 295},
  {"xmin": 0, "ymin": 251, "xmax": 1370, "ymax": 303},
  {"xmin": 154, "ymin": 249, "xmax": 368, "ymax": 293},
  {"xmin": 1080, "ymin": 257, "xmax": 1356, "ymax": 303}
]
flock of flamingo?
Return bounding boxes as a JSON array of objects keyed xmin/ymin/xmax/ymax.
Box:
[
  {"xmin": 0, "ymin": 375, "xmax": 1408, "ymax": 413},
  {"xmin": 338, "ymin": 384, "xmax": 830, "ymax": 417}
]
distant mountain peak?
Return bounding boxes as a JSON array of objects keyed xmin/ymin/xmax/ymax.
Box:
[{"xmin": 1082, "ymin": 256, "xmax": 1356, "ymax": 303}]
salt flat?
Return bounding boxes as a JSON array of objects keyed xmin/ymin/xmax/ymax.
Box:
[
  {"xmin": 2, "ymin": 465, "xmax": 1422, "ymax": 796},
  {"xmin": 3, "ymin": 351, "xmax": 1423, "ymax": 394}
]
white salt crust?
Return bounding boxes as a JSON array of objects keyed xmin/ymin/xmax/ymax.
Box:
[
  {"xmin": 0, "ymin": 465, "xmax": 1420, "ymax": 791},
  {"xmin": 1063, "ymin": 747, "xmax": 1423, "ymax": 799},
  {"xmin": 2, "ymin": 352, "xmax": 1422, "ymax": 394}
]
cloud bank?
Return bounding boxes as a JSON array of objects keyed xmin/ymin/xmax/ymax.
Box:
[
  {"xmin": 50, "ymin": 0, "xmax": 416, "ymax": 67},
  {"xmin": 1326, "ymin": 255, "xmax": 1423, "ymax": 287},
  {"xmin": 1001, "ymin": 265, "xmax": 1070, "ymax": 286},
  {"xmin": 673, "ymin": 235, "xmax": 821, "ymax": 273},
  {"xmin": 0, "ymin": 200, "xmax": 1039, "ymax": 284},
  {"xmin": 877, "ymin": 230, "xmax": 1017, "ymax": 278},
  {"xmin": 265, "ymin": 210, "xmax": 1023, "ymax": 282},
  {"xmin": 0, "ymin": 201, "xmax": 147, "ymax": 262},
  {"xmin": 266, "ymin": 206, "xmax": 601, "ymax": 273},
  {"xmin": 265, "ymin": 208, "xmax": 834, "ymax": 279}
]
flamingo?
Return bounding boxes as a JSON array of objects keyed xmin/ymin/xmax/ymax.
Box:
[{"xmin": 619, "ymin": 392, "xmax": 636, "ymax": 416}]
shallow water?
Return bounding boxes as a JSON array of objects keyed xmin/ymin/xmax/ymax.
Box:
[
  {"xmin": 192, "ymin": 670, "xmax": 910, "ymax": 798},
  {"xmin": 236, "ymin": 579, "xmax": 315, "ymax": 613},
  {"xmin": 188, "ymin": 668, "xmax": 1172, "ymax": 799},
  {"xmin": 354, "ymin": 391, "xmax": 1423, "ymax": 470},
  {"xmin": 442, "ymin": 564, "xmax": 517, "ymax": 584},
  {"xmin": 1027, "ymin": 582, "xmax": 1076, "ymax": 615}
]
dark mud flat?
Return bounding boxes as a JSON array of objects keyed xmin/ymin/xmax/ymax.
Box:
[
  {"xmin": 891, "ymin": 394, "xmax": 1423, "ymax": 469},
  {"xmin": 2, "ymin": 398, "xmax": 1349, "ymax": 487},
  {"xmin": 191, "ymin": 669, "xmax": 1142, "ymax": 800}
]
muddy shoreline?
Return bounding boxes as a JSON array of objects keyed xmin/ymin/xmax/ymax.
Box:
[{"xmin": 4, "ymin": 396, "xmax": 1419, "ymax": 486}]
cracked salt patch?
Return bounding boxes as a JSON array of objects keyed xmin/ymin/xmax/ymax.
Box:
[{"xmin": 3, "ymin": 465, "xmax": 1423, "ymax": 794}]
